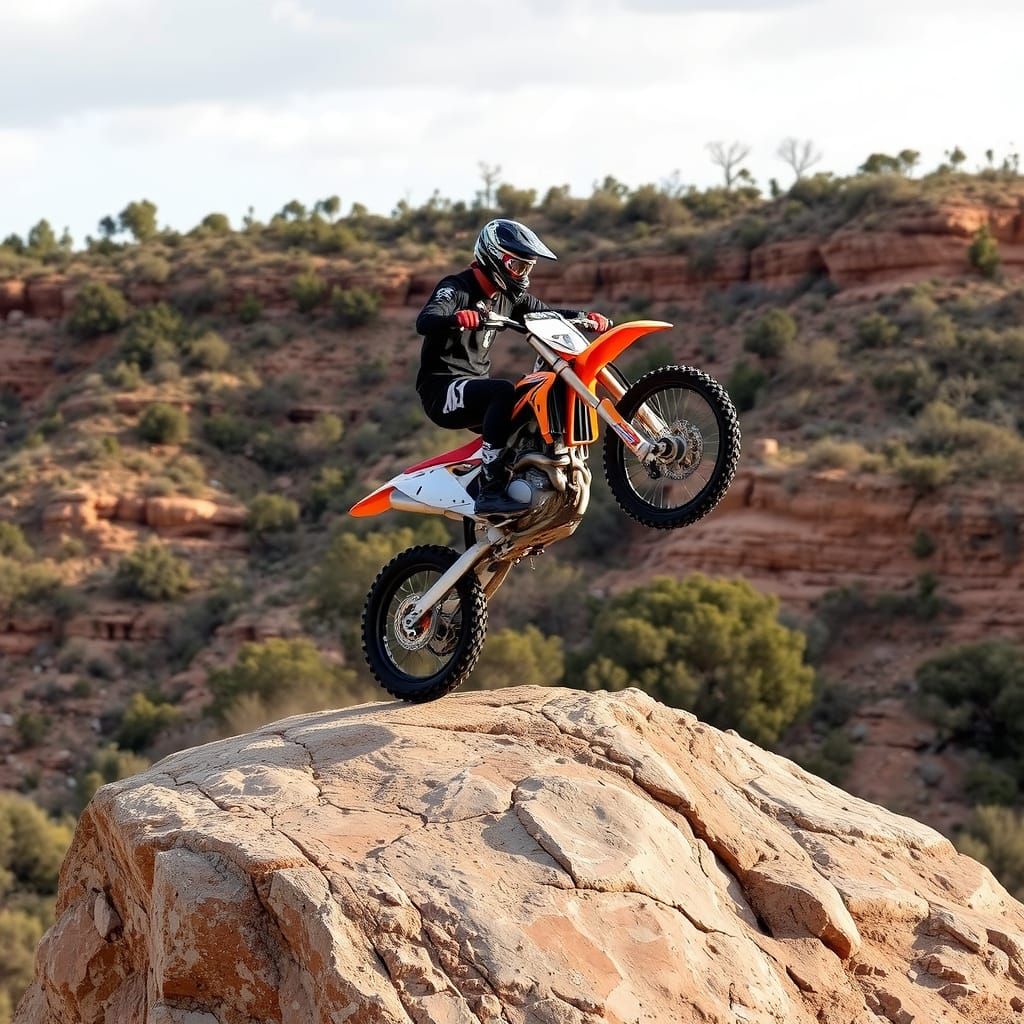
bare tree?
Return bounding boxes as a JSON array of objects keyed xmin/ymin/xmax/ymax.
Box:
[
  {"xmin": 776, "ymin": 138, "xmax": 822, "ymax": 182},
  {"xmin": 706, "ymin": 141, "xmax": 751, "ymax": 190},
  {"xmin": 477, "ymin": 162, "xmax": 502, "ymax": 208}
]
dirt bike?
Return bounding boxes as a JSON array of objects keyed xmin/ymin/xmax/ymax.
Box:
[{"xmin": 350, "ymin": 306, "xmax": 741, "ymax": 702}]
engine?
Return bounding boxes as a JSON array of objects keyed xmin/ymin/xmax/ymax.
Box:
[{"xmin": 507, "ymin": 466, "xmax": 555, "ymax": 508}]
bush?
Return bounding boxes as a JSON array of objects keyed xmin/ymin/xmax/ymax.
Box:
[
  {"xmin": 115, "ymin": 692, "xmax": 183, "ymax": 751},
  {"xmin": 469, "ymin": 626, "xmax": 564, "ymax": 691},
  {"xmin": 331, "ymin": 286, "xmax": 381, "ymax": 328},
  {"xmin": 744, "ymin": 308, "xmax": 797, "ymax": 359},
  {"xmin": 911, "ymin": 529, "xmax": 936, "ymax": 559},
  {"xmin": 115, "ymin": 541, "xmax": 191, "ymax": 601},
  {"xmin": 130, "ymin": 253, "xmax": 171, "ymax": 284},
  {"xmin": 917, "ymin": 641, "xmax": 1024, "ymax": 764},
  {"xmin": 307, "ymin": 467, "xmax": 349, "ymax": 519},
  {"xmin": 238, "ymin": 293, "xmax": 263, "ymax": 324},
  {"xmin": 291, "ymin": 271, "xmax": 327, "ymax": 313},
  {"xmin": 14, "ymin": 712, "xmax": 49, "ymax": 749},
  {"xmin": 75, "ymin": 744, "xmax": 149, "ymax": 809},
  {"xmin": 187, "ymin": 331, "xmax": 230, "ymax": 370},
  {"xmin": 120, "ymin": 303, "xmax": 185, "ymax": 369},
  {"xmin": 968, "ymin": 224, "xmax": 1000, "ymax": 279},
  {"xmin": 246, "ymin": 493, "xmax": 300, "ymax": 547},
  {"xmin": 958, "ymin": 806, "xmax": 1024, "ymax": 901},
  {"xmin": 207, "ymin": 638, "xmax": 363, "ymax": 727},
  {"xmin": 203, "ymin": 412, "xmax": 250, "ymax": 453},
  {"xmin": 0, "ymin": 523, "xmax": 31, "ymax": 561},
  {"xmin": 855, "ymin": 312, "xmax": 900, "ymax": 349},
  {"xmin": 726, "ymin": 360, "xmax": 767, "ymax": 412},
  {"xmin": 804, "ymin": 439, "xmax": 872, "ymax": 472},
  {"xmin": 0, "ymin": 791, "xmax": 73, "ymax": 894},
  {"xmin": 137, "ymin": 403, "xmax": 188, "ymax": 444},
  {"xmin": 67, "ymin": 282, "xmax": 131, "ymax": 339},
  {"xmin": 0, "ymin": 557, "xmax": 61, "ymax": 615},
  {"xmin": 576, "ymin": 574, "xmax": 815, "ymax": 746}
]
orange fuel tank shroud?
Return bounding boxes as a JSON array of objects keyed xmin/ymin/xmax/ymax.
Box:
[
  {"xmin": 573, "ymin": 321, "xmax": 673, "ymax": 389},
  {"xmin": 349, "ymin": 485, "xmax": 394, "ymax": 517}
]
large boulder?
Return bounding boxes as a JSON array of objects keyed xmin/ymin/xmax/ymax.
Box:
[{"xmin": 16, "ymin": 686, "xmax": 1024, "ymax": 1023}]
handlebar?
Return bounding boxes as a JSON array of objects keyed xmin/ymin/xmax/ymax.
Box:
[{"xmin": 460, "ymin": 302, "xmax": 613, "ymax": 334}]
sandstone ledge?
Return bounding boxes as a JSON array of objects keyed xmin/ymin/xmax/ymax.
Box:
[{"xmin": 16, "ymin": 686, "xmax": 1024, "ymax": 1024}]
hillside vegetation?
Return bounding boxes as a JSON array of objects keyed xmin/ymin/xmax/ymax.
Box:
[{"xmin": 2, "ymin": 158, "xmax": 1024, "ymax": 1017}]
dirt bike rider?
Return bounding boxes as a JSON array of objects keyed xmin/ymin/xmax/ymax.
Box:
[{"xmin": 415, "ymin": 219, "xmax": 610, "ymax": 516}]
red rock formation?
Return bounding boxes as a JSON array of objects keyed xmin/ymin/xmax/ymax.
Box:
[
  {"xmin": 15, "ymin": 687, "xmax": 1024, "ymax": 1024},
  {"xmin": 618, "ymin": 466, "xmax": 1024, "ymax": 634},
  {"xmin": 4, "ymin": 198, "xmax": 1022, "ymax": 327}
]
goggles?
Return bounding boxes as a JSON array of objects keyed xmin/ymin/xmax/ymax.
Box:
[{"xmin": 501, "ymin": 252, "xmax": 536, "ymax": 279}]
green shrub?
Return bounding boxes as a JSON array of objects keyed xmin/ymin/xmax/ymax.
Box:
[
  {"xmin": 855, "ymin": 312, "xmax": 899, "ymax": 348},
  {"xmin": 107, "ymin": 360, "xmax": 142, "ymax": 390},
  {"xmin": 291, "ymin": 271, "xmax": 327, "ymax": 313},
  {"xmin": 251, "ymin": 430, "xmax": 300, "ymax": 472},
  {"xmin": 14, "ymin": 712, "xmax": 49, "ymax": 749},
  {"xmin": 203, "ymin": 412, "xmax": 250, "ymax": 453},
  {"xmin": 67, "ymin": 282, "xmax": 131, "ymax": 339},
  {"xmin": 115, "ymin": 692, "xmax": 183, "ymax": 751},
  {"xmin": 968, "ymin": 224, "xmax": 1000, "ymax": 279},
  {"xmin": 744, "ymin": 308, "xmax": 797, "ymax": 359},
  {"xmin": 200, "ymin": 212, "xmax": 231, "ymax": 234},
  {"xmin": 330, "ymin": 286, "xmax": 381, "ymax": 327},
  {"xmin": 469, "ymin": 626, "xmax": 563, "ymax": 691},
  {"xmin": 207, "ymin": 638, "xmax": 364, "ymax": 728},
  {"xmin": 889, "ymin": 446, "xmax": 952, "ymax": 495},
  {"xmin": 0, "ymin": 792, "xmax": 73, "ymax": 894},
  {"xmin": 911, "ymin": 529, "xmax": 936, "ymax": 559},
  {"xmin": 917, "ymin": 641, "xmax": 1024, "ymax": 763},
  {"xmin": 120, "ymin": 303, "xmax": 185, "ymax": 369},
  {"xmin": 576, "ymin": 574, "xmax": 815, "ymax": 746},
  {"xmin": 964, "ymin": 762, "xmax": 1018, "ymax": 806},
  {"xmin": 238, "ymin": 293, "xmax": 263, "ymax": 324},
  {"xmin": 187, "ymin": 331, "xmax": 230, "ymax": 370},
  {"xmin": 137, "ymin": 403, "xmax": 188, "ymax": 444},
  {"xmin": 246, "ymin": 493, "xmax": 300, "ymax": 546},
  {"xmin": 804, "ymin": 439, "xmax": 872, "ymax": 472},
  {"xmin": 0, "ymin": 557, "xmax": 61, "ymax": 615},
  {"xmin": 958, "ymin": 806, "xmax": 1024, "ymax": 901},
  {"xmin": 115, "ymin": 541, "xmax": 191, "ymax": 600},
  {"xmin": 307, "ymin": 467, "xmax": 349, "ymax": 519},
  {"xmin": 0, "ymin": 910, "xmax": 44, "ymax": 1021},
  {"xmin": 726, "ymin": 359, "xmax": 766, "ymax": 412},
  {"xmin": 0, "ymin": 523, "xmax": 31, "ymax": 561},
  {"xmin": 74, "ymin": 744, "xmax": 149, "ymax": 809},
  {"xmin": 130, "ymin": 253, "xmax": 171, "ymax": 284}
]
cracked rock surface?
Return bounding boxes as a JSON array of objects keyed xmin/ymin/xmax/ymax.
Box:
[{"xmin": 15, "ymin": 686, "xmax": 1024, "ymax": 1024}]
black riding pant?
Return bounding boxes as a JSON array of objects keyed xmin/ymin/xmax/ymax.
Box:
[{"xmin": 418, "ymin": 376, "xmax": 516, "ymax": 449}]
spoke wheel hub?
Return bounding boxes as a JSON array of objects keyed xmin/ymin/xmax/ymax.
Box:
[
  {"xmin": 393, "ymin": 595, "xmax": 438, "ymax": 652},
  {"xmin": 654, "ymin": 420, "xmax": 704, "ymax": 481}
]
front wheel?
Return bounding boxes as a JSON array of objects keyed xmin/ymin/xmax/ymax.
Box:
[
  {"xmin": 603, "ymin": 365, "xmax": 740, "ymax": 530},
  {"xmin": 362, "ymin": 545, "xmax": 487, "ymax": 702}
]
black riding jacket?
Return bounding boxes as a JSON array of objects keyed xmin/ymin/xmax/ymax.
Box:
[{"xmin": 415, "ymin": 268, "xmax": 585, "ymax": 395}]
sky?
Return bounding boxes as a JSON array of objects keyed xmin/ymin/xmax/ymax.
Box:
[{"xmin": 0, "ymin": 0, "xmax": 1020, "ymax": 244}]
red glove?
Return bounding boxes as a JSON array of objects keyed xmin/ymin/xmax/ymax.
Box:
[
  {"xmin": 587, "ymin": 312, "xmax": 610, "ymax": 332},
  {"xmin": 454, "ymin": 309, "xmax": 481, "ymax": 330}
]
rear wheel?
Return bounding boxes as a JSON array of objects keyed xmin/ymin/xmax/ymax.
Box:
[
  {"xmin": 362, "ymin": 545, "xmax": 487, "ymax": 702},
  {"xmin": 603, "ymin": 365, "xmax": 740, "ymax": 530}
]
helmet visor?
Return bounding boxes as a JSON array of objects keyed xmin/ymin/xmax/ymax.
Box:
[{"xmin": 501, "ymin": 252, "xmax": 536, "ymax": 279}]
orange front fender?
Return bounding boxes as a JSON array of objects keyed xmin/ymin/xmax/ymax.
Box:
[{"xmin": 573, "ymin": 320, "xmax": 672, "ymax": 389}]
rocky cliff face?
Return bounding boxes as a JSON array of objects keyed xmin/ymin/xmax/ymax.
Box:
[
  {"xmin": 16, "ymin": 686, "xmax": 1024, "ymax": 1024},
  {"xmin": 2, "ymin": 201, "xmax": 1023, "ymax": 353}
]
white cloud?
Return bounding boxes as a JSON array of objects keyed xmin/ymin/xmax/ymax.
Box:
[{"xmin": 0, "ymin": 0, "xmax": 1020, "ymax": 242}]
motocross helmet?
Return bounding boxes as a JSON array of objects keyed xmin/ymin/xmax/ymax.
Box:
[{"xmin": 473, "ymin": 219, "xmax": 557, "ymax": 298}]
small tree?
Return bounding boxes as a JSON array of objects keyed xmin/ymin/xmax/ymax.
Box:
[
  {"xmin": 968, "ymin": 224, "xmax": 1000, "ymax": 279},
  {"xmin": 138, "ymin": 403, "xmax": 189, "ymax": 444},
  {"xmin": 495, "ymin": 183, "xmax": 537, "ymax": 218},
  {"xmin": 115, "ymin": 692, "xmax": 182, "ymax": 751},
  {"xmin": 26, "ymin": 219, "xmax": 58, "ymax": 258},
  {"xmin": 246, "ymin": 493, "xmax": 300, "ymax": 549},
  {"xmin": 67, "ymin": 282, "xmax": 131, "ymax": 339},
  {"xmin": 578, "ymin": 574, "xmax": 814, "ymax": 746},
  {"xmin": 946, "ymin": 146, "xmax": 967, "ymax": 169},
  {"xmin": 477, "ymin": 162, "xmax": 502, "ymax": 208},
  {"xmin": 199, "ymin": 212, "xmax": 231, "ymax": 234},
  {"xmin": 330, "ymin": 286, "xmax": 380, "ymax": 327},
  {"xmin": 744, "ymin": 308, "xmax": 797, "ymax": 359},
  {"xmin": 118, "ymin": 199, "xmax": 158, "ymax": 241},
  {"xmin": 291, "ymin": 270, "xmax": 327, "ymax": 313},
  {"xmin": 858, "ymin": 153, "xmax": 901, "ymax": 175},
  {"xmin": 116, "ymin": 541, "xmax": 191, "ymax": 600},
  {"xmin": 898, "ymin": 149, "xmax": 921, "ymax": 176},
  {"xmin": 776, "ymin": 137, "xmax": 822, "ymax": 181},
  {"xmin": 706, "ymin": 140, "xmax": 752, "ymax": 189}
]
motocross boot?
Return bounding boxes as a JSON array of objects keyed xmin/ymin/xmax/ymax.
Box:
[{"xmin": 474, "ymin": 460, "xmax": 529, "ymax": 518}]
